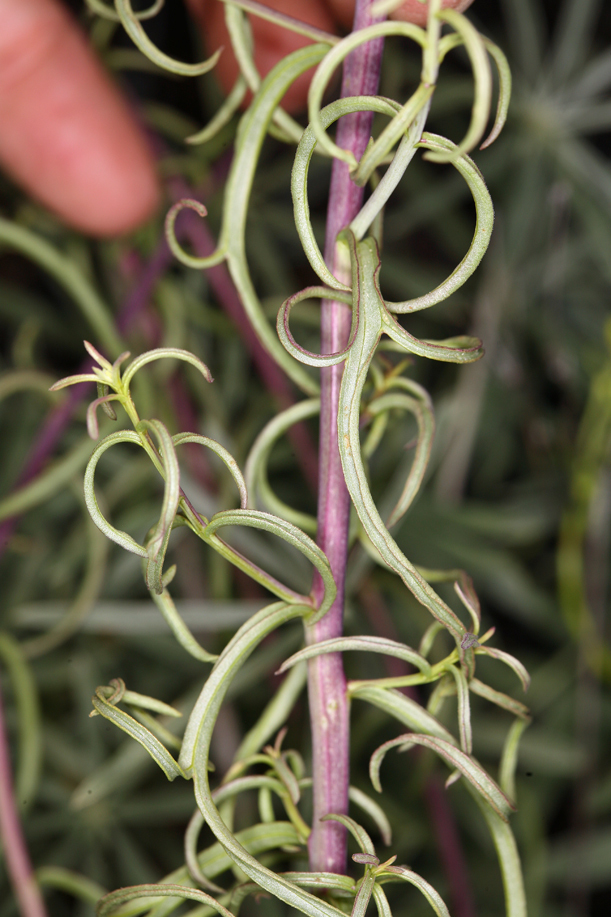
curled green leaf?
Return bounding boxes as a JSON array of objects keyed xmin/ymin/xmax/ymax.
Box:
[
  {"xmin": 150, "ymin": 587, "xmax": 218, "ymax": 663},
  {"xmin": 370, "ymin": 733, "xmax": 515, "ymax": 821},
  {"xmin": 203, "ymin": 509, "xmax": 336, "ymax": 623},
  {"xmin": 123, "ymin": 346, "xmax": 214, "ymax": 389},
  {"xmin": 86, "ymin": 0, "xmax": 163, "ymax": 21},
  {"xmin": 179, "ymin": 603, "xmax": 348, "ymax": 917},
  {"xmin": 321, "ymin": 814, "xmax": 376, "ymax": 856},
  {"xmin": 376, "ymin": 865, "xmax": 450, "ymax": 917},
  {"xmin": 187, "ymin": 75, "xmax": 247, "ymax": 146},
  {"xmin": 475, "ymin": 646, "xmax": 531, "ymax": 692},
  {"xmin": 366, "ymin": 387, "xmax": 435, "ymax": 528},
  {"xmin": 165, "ymin": 199, "xmax": 227, "ymax": 270},
  {"xmin": 120, "ymin": 688, "xmax": 181, "ymax": 717},
  {"xmin": 350, "ymin": 104, "xmax": 429, "ymax": 241},
  {"xmin": 387, "ymin": 133, "xmax": 494, "ymax": 314},
  {"xmin": 480, "ymin": 38, "xmax": 512, "ymax": 149},
  {"xmin": 83, "ymin": 431, "xmax": 148, "ymax": 557},
  {"xmin": 277, "ymin": 285, "xmax": 355, "ymax": 368},
  {"xmin": 187, "ymin": 42, "xmax": 329, "ymax": 395},
  {"xmin": 351, "ymin": 85, "xmax": 433, "ymax": 189},
  {"xmin": 292, "ymin": 96, "xmax": 400, "ymax": 291},
  {"xmin": 115, "ymin": 0, "xmax": 222, "ymax": 75},
  {"xmin": 174, "ymin": 433, "xmax": 248, "ymax": 510},
  {"xmin": 245, "ymin": 399, "xmax": 320, "ymax": 535},
  {"xmin": 137, "ymin": 419, "xmax": 180, "ymax": 594},
  {"xmin": 85, "ymin": 393, "xmax": 120, "ymax": 440},
  {"xmin": 307, "ymin": 21, "xmax": 427, "ymax": 167},
  {"xmin": 334, "ymin": 232, "xmax": 468, "ymax": 639},
  {"xmin": 184, "ymin": 809, "xmax": 226, "ymax": 894},
  {"xmin": 425, "ymin": 9, "xmax": 492, "ymax": 162},
  {"xmin": 349, "ymin": 685, "xmax": 456, "ymax": 744},
  {"xmin": 223, "ymin": 2, "xmax": 305, "ymax": 145},
  {"xmin": 96, "ymin": 883, "xmax": 236, "ymax": 917},
  {"xmin": 90, "ymin": 684, "xmax": 186, "ymax": 781},
  {"xmin": 278, "ymin": 636, "xmax": 431, "ymax": 677}
]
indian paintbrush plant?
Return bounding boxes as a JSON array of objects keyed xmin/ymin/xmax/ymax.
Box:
[{"xmin": 2, "ymin": 0, "xmax": 533, "ymax": 915}]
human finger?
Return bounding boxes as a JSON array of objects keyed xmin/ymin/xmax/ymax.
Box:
[
  {"xmin": 0, "ymin": 0, "xmax": 160, "ymax": 236},
  {"xmin": 326, "ymin": 0, "xmax": 475, "ymax": 28},
  {"xmin": 185, "ymin": 0, "xmax": 341, "ymax": 113}
]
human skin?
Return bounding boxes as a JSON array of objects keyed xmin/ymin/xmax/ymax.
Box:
[{"xmin": 0, "ymin": 0, "xmax": 474, "ymax": 236}]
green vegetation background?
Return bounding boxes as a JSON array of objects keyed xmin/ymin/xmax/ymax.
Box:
[{"xmin": 1, "ymin": 1, "xmax": 610, "ymax": 915}]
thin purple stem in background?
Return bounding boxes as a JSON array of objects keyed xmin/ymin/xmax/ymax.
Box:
[
  {"xmin": 425, "ymin": 777, "xmax": 477, "ymax": 917},
  {"xmin": 0, "ymin": 172, "xmax": 318, "ymax": 564},
  {"xmin": 0, "ymin": 681, "xmax": 47, "ymax": 917},
  {"xmin": 306, "ymin": 0, "xmax": 385, "ymax": 875},
  {"xmin": 0, "ymin": 241, "xmax": 169, "ymax": 562}
]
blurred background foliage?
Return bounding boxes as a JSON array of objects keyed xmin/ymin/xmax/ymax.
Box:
[{"xmin": 1, "ymin": 0, "xmax": 611, "ymax": 915}]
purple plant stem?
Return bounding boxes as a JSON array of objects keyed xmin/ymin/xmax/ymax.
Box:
[
  {"xmin": 424, "ymin": 777, "xmax": 477, "ymax": 917},
  {"xmin": 306, "ymin": 0, "xmax": 385, "ymax": 874},
  {"xmin": 0, "ymin": 680, "xmax": 47, "ymax": 917}
]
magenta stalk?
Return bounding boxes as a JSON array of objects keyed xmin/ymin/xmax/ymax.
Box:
[
  {"xmin": 0, "ymin": 682, "xmax": 47, "ymax": 917},
  {"xmin": 306, "ymin": 0, "xmax": 385, "ymax": 875}
]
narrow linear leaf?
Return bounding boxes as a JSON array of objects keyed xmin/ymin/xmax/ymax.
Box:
[
  {"xmin": 352, "ymin": 872, "xmax": 376, "ymax": 917},
  {"xmin": 499, "ymin": 717, "xmax": 531, "ymax": 803},
  {"xmin": 174, "ymin": 433, "xmax": 247, "ymax": 510},
  {"xmin": 278, "ymin": 636, "xmax": 431, "ymax": 677},
  {"xmin": 179, "ymin": 603, "xmax": 347, "ymax": 917},
  {"xmin": 203, "ymin": 509, "xmax": 336, "ymax": 623},
  {"xmin": 83, "ymin": 431, "xmax": 148, "ymax": 557},
  {"xmin": 307, "ymin": 21, "xmax": 426, "ymax": 166},
  {"xmin": 349, "ymin": 685, "xmax": 456, "ymax": 745},
  {"xmin": 90, "ymin": 687, "xmax": 185, "ymax": 782},
  {"xmin": 115, "ymin": 0, "xmax": 222, "ymax": 75},
  {"xmin": 370, "ymin": 733, "xmax": 515, "ymax": 821},
  {"xmin": 97, "ymin": 883, "xmax": 235, "ymax": 917},
  {"xmin": 469, "ymin": 790, "xmax": 527, "ymax": 917},
  {"xmin": 444, "ymin": 664, "xmax": 472, "ymax": 753},
  {"xmin": 378, "ymin": 866, "xmax": 450, "ymax": 917},
  {"xmin": 475, "ymin": 646, "xmax": 530, "ymax": 692},
  {"xmin": 469, "ymin": 678, "xmax": 530, "ymax": 720},
  {"xmin": 371, "ymin": 883, "xmax": 393, "ymax": 917},
  {"xmin": 123, "ymin": 348, "xmax": 213, "ymax": 389},
  {"xmin": 348, "ymin": 787, "xmax": 392, "ymax": 847},
  {"xmin": 320, "ymin": 814, "xmax": 376, "ymax": 856}
]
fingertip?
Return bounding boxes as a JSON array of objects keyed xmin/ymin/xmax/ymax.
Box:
[
  {"xmin": 0, "ymin": 0, "xmax": 160, "ymax": 237},
  {"xmin": 388, "ymin": 0, "xmax": 476, "ymax": 27}
]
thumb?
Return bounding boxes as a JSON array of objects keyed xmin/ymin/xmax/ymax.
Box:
[
  {"xmin": 0, "ymin": 0, "xmax": 160, "ymax": 236},
  {"xmin": 185, "ymin": 0, "xmax": 342, "ymax": 113}
]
